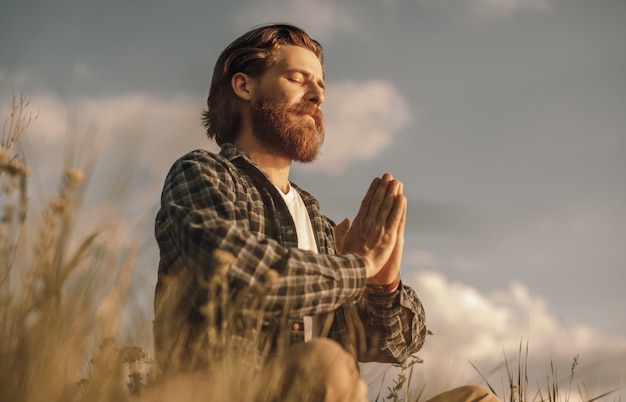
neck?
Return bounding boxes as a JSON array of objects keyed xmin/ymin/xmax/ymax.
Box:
[{"xmin": 234, "ymin": 132, "xmax": 292, "ymax": 194}]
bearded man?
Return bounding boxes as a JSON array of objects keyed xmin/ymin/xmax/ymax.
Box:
[{"xmin": 153, "ymin": 24, "xmax": 497, "ymax": 402}]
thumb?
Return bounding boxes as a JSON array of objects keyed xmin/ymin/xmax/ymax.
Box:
[{"xmin": 333, "ymin": 218, "xmax": 350, "ymax": 253}]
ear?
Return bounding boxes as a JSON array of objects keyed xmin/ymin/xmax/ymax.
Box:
[{"xmin": 231, "ymin": 72, "xmax": 256, "ymax": 101}]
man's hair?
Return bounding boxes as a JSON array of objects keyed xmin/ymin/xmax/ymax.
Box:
[{"xmin": 201, "ymin": 24, "xmax": 324, "ymax": 145}]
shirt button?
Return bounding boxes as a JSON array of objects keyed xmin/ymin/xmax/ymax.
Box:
[{"xmin": 286, "ymin": 229, "xmax": 294, "ymax": 235}]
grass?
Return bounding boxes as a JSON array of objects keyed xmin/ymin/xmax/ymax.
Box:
[
  {"xmin": 1, "ymin": 94, "xmax": 144, "ymax": 402},
  {"xmin": 1, "ymin": 94, "xmax": 623, "ymax": 401},
  {"xmin": 470, "ymin": 341, "xmax": 621, "ymax": 402}
]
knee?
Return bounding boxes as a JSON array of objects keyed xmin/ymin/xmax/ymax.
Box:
[
  {"xmin": 276, "ymin": 339, "xmax": 368, "ymax": 402},
  {"xmin": 460, "ymin": 385, "xmax": 499, "ymax": 402},
  {"xmin": 426, "ymin": 385, "xmax": 500, "ymax": 402}
]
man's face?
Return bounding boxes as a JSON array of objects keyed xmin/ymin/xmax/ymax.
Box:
[{"xmin": 250, "ymin": 45, "xmax": 325, "ymax": 163}]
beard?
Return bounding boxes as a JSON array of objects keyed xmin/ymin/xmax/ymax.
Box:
[{"xmin": 250, "ymin": 95, "xmax": 325, "ymax": 163}]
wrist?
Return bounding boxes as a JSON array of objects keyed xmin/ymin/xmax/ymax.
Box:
[{"xmin": 365, "ymin": 275, "xmax": 401, "ymax": 296}]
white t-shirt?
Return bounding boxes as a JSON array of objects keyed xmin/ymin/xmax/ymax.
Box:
[
  {"xmin": 275, "ymin": 184, "xmax": 317, "ymax": 253},
  {"xmin": 276, "ymin": 184, "xmax": 319, "ymax": 341}
]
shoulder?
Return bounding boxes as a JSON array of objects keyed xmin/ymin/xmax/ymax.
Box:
[
  {"xmin": 173, "ymin": 148, "xmax": 228, "ymax": 168},
  {"xmin": 167, "ymin": 149, "xmax": 239, "ymax": 179},
  {"xmin": 160, "ymin": 149, "xmax": 246, "ymax": 200}
]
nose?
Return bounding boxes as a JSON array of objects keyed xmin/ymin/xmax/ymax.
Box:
[{"xmin": 306, "ymin": 83, "xmax": 324, "ymax": 107}]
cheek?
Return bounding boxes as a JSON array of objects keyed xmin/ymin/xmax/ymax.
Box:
[
  {"xmin": 278, "ymin": 85, "xmax": 305, "ymax": 106},
  {"xmin": 261, "ymin": 81, "xmax": 300, "ymax": 105}
]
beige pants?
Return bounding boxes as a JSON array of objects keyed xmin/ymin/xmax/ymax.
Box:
[
  {"xmin": 425, "ymin": 385, "xmax": 500, "ymax": 402},
  {"xmin": 141, "ymin": 339, "xmax": 500, "ymax": 402},
  {"xmin": 276, "ymin": 339, "xmax": 500, "ymax": 402}
]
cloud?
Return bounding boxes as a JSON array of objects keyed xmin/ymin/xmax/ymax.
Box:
[
  {"xmin": 362, "ymin": 270, "xmax": 626, "ymax": 401},
  {"xmin": 11, "ymin": 80, "xmax": 413, "ymax": 185},
  {"xmin": 232, "ymin": 0, "xmax": 358, "ymax": 41},
  {"xmin": 6, "ymin": 80, "xmax": 413, "ymax": 205},
  {"xmin": 314, "ymin": 80, "xmax": 413, "ymax": 173},
  {"xmin": 1, "ymin": 92, "xmax": 213, "ymax": 219}
]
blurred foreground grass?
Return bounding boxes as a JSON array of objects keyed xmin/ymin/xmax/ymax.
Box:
[{"xmin": 1, "ymin": 94, "xmax": 146, "ymax": 401}]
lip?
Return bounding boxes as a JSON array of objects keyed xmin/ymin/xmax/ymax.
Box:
[{"xmin": 304, "ymin": 114, "xmax": 316, "ymax": 124}]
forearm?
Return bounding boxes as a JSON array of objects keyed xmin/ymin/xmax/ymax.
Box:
[{"xmin": 158, "ymin": 199, "xmax": 367, "ymax": 323}]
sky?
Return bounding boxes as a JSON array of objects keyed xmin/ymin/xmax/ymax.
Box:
[{"xmin": 1, "ymin": 0, "xmax": 625, "ymax": 399}]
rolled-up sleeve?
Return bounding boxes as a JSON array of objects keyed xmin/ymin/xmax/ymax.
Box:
[{"xmin": 357, "ymin": 283, "xmax": 427, "ymax": 363}]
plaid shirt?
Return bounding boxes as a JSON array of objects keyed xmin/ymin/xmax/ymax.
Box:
[{"xmin": 155, "ymin": 143, "xmax": 427, "ymax": 364}]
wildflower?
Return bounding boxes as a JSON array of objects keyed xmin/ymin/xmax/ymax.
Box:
[
  {"xmin": 1, "ymin": 158, "xmax": 30, "ymax": 177},
  {"xmin": 0, "ymin": 146, "xmax": 9, "ymax": 164},
  {"xmin": 2, "ymin": 205, "xmax": 14, "ymax": 224},
  {"xmin": 64, "ymin": 168, "xmax": 84, "ymax": 189},
  {"xmin": 49, "ymin": 197, "xmax": 68, "ymax": 213}
]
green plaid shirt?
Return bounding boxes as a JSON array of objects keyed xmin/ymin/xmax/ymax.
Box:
[{"xmin": 155, "ymin": 143, "xmax": 426, "ymax": 363}]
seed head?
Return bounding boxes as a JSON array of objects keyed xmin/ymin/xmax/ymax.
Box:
[{"xmin": 64, "ymin": 168, "xmax": 84, "ymax": 189}]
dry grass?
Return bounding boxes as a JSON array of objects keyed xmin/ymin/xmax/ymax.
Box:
[
  {"xmin": 0, "ymin": 95, "xmax": 145, "ymax": 402},
  {"xmin": 470, "ymin": 341, "xmax": 621, "ymax": 402}
]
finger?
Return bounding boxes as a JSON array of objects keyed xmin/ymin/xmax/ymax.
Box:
[
  {"xmin": 394, "ymin": 196, "xmax": 407, "ymax": 252},
  {"xmin": 365, "ymin": 178, "xmax": 396, "ymax": 225},
  {"xmin": 380, "ymin": 172, "xmax": 393, "ymax": 182},
  {"xmin": 394, "ymin": 182, "xmax": 406, "ymax": 235},
  {"xmin": 373, "ymin": 179, "xmax": 401, "ymax": 226},
  {"xmin": 398, "ymin": 195, "xmax": 406, "ymax": 234},
  {"xmin": 386, "ymin": 177, "xmax": 403, "ymax": 197},
  {"xmin": 353, "ymin": 177, "xmax": 381, "ymax": 225},
  {"xmin": 386, "ymin": 193, "xmax": 407, "ymax": 231}
]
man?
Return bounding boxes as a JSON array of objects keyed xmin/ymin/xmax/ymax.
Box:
[{"xmin": 153, "ymin": 24, "xmax": 497, "ymax": 401}]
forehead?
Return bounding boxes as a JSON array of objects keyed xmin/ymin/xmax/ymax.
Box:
[{"xmin": 271, "ymin": 45, "xmax": 324, "ymax": 77}]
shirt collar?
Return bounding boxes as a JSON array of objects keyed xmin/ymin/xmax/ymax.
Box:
[{"xmin": 219, "ymin": 142, "xmax": 247, "ymax": 162}]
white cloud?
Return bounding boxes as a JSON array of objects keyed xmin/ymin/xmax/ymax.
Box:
[
  {"xmin": 23, "ymin": 92, "xmax": 210, "ymax": 168},
  {"xmin": 363, "ymin": 270, "xmax": 626, "ymax": 401},
  {"xmin": 2, "ymin": 92, "xmax": 213, "ymax": 224},
  {"xmin": 17, "ymin": 93, "xmax": 68, "ymax": 142},
  {"xmin": 315, "ymin": 80, "xmax": 413, "ymax": 173},
  {"xmin": 7, "ymin": 83, "xmax": 412, "ymax": 200},
  {"xmin": 232, "ymin": 0, "xmax": 358, "ymax": 41}
]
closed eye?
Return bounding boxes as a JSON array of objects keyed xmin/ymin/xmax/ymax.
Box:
[{"xmin": 286, "ymin": 72, "xmax": 305, "ymax": 85}]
